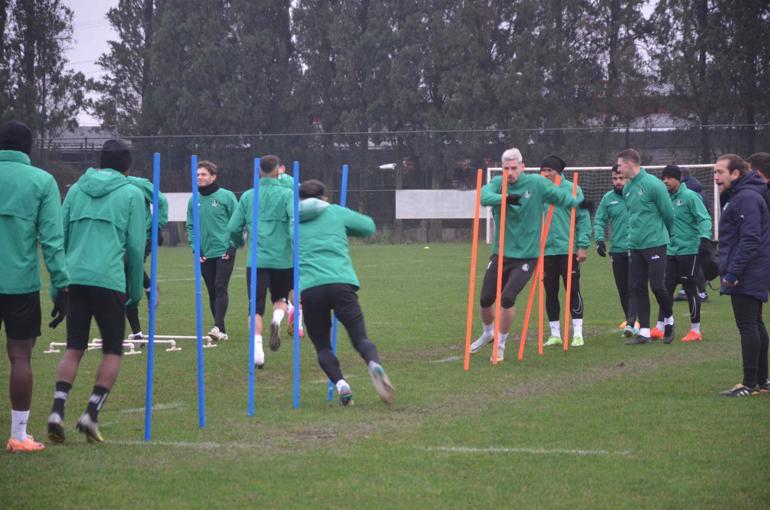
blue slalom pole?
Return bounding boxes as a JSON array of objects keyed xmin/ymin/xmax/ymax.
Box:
[
  {"xmin": 190, "ymin": 155, "xmax": 206, "ymax": 428},
  {"xmin": 248, "ymin": 158, "xmax": 260, "ymax": 416},
  {"xmin": 328, "ymin": 164, "xmax": 349, "ymax": 401},
  {"xmin": 292, "ymin": 161, "xmax": 301, "ymax": 409},
  {"xmin": 144, "ymin": 152, "xmax": 161, "ymax": 441}
]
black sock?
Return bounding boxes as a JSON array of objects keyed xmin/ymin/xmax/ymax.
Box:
[
  {"xmin": 52, "ymin": 381, "xmax": 72, "ymax": 418},
  {"xmin": 86, "ymin": 385, "xmax": 110, "ymax": 422}
]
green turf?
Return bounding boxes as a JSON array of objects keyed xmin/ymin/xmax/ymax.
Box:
[{"xmin": 1, "ymin": 244, "xmax": 768, "ymax": 509}]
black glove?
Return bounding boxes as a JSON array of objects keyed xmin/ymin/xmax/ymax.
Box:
[
  {"xmin": 506, "ymin": 193, "xmax": 522, "ymax": 206},
  {"xmin": 577, "ymin": 199, "xmax": 594, "ymax": 213},
  {"xmin": 49, "ymin": 289, "xmax": 68, "ymax": 329},
  {"xmin": 225, "ymin": 246, "xmax": 236, "ymax": 259},
  {"xmin": 596, "ymin": 240, "xmax": 607, "ymax": 257},
  {"xmin": 699, "ymin": 238, "xmax": 711, "ymax": 252}
]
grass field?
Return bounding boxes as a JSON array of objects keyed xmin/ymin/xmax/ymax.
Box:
[{"xmin": 1, "ymin": 243, "xmax": 769, "ymax": 509}]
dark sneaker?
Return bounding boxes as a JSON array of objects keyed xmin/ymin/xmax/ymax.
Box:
[
  {"xmin": 663, "ymin": 324, "xmax": 675, "ymax": 344},
  {"xmin": 719, "ymin": 384, "xmax": 760, "ymax": 397},
  {"xmin": 269, "ymin": 322, "xmax": 281, "ymax": 352},
  {"xmin": 47, "ymin": 413, "xmax": 65, "ymax": 444},
  {"xmin": 758, "ymin": 380, "xmax": 770, "ymax": 393},
  {"xmin": 76, "ymin": 413, "xmax": 104, "ymax": 443},
  {"xmin": 624, "ymin": 334, "xmax": 650, "ymax": 345}
]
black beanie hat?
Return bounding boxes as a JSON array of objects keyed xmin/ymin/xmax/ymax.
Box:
[
  {"xmin": 100, "ymin": 139, "xmax": 132, "ymax": 173},
  {"xmin": 0, "ymin": 120, "xmax": 33, "ymax": 155},
  {"xmin": 661, "ymin": 164, "xmax": 681, "ymax": 181},
  {"xmin": 540, "ymin": 155, "xmax": 566, "ymax": 174}
]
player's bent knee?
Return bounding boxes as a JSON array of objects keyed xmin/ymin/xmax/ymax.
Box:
[{"xmin": 501, "ymin": 297, "xmax": 515, "ymax": 309}]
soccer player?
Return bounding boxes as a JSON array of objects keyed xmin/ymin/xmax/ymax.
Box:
[
  {"xmin": 654, "ymin": 165, "xmax": 712, "ymax": 343},
  {"xmin": 297, "ymin": 179, "xmax": 394, "ymax": 405},
  {"xmin": 674, "ymin": 168, "xmax": 711, "ymax": 302},
  {"xmin": 125, "ymin": 175, "xmax": 168, "ymax": 341},
  {"xmin": 228, "ymin": 155, "xmax": 293, "ymax": 369},
  {"xmin": 538, "ymin": 155, "xmax": 591, "ymax": 347},
  {"xmin": 469, "ymin": 148, "xmax": 588, "ymax": 361},
  {"xmin": 186, "ymin": 160, "xmax": 238, "ymax": 342},
  {"xmin": 617, "ymin": 149, "xmax": 675, "ymax": 345},
  {"xmin": 48, "ymin": 139, "xmax": 146, "ymax": 443},
  {"xmin": 593, "ymin": 164, "xmax": 634, "ymax": 334},
  {"xmin": 1, "ymin": 121, "xmax": 70, "ymax": 453},
  {"xmin": 713, "ymin": 154, "xmax": 770, "ymax": 396}
]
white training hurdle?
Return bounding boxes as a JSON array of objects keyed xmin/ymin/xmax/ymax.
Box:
[{"xmin": 43, "ymin": 335, "xmax": 218, "ymax": 356}]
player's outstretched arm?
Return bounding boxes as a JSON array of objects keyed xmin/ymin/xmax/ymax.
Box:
[{"xmin": 343, "ymin": 207, "xmax": 375, "ymax": 238}]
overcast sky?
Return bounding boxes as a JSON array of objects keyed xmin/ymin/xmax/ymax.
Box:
[{"xmin": 63, "ymin": 0, "xmax": 118, "ymax": 126}]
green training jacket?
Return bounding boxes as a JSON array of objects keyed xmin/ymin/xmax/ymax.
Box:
[
  {"xmin": 543, "ymin": 177, "xmax": 591, "ymax": 256},
  {"xmin": 481, "ymin": 173, "xmax": 583, "ymax": 259},
  {"xmin": 277, "ymin": 173, "xmax": 295, "ymax": 189},
  {"xmin": 667, "ymin": 184, "xmax": 712, "ymax": 256},
  {"xmin": 0, "ymin": 150, "xmax": 70, "ymax": 298},
  {"xmin": 622, "ymin": 168, "xmax": 674, "ymax": 250},
  {"xmin": 127, "ymin": 176, "xmax": 169, "ymax": 236},
  {"xmin": 228, "ymin": 178, "xmax": 293, "ymax": 268},
  {"xmin": 186, "ymin": 186, "xmax": 237, "ymax": 258},
  {"xmin": 62, "ymin": 168, "xmax": 146, "ymax": 305},
  {"xmin": 298, "ymin": 198, "xmax": 375, "ymax": 291},
  {"xmin": 593, "ymin": 190, "xmax": 630, "ymax": 253}
]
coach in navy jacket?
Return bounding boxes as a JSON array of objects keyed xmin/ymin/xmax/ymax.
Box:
[{"xmin": 714, "ymin": 154, "xmax": 770, "ymax": 397}]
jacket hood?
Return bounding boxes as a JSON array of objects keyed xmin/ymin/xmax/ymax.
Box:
[
  {"xmin": 299, "ymin": 198, "xmax": 330, "ymax": 222},
  {"xmin": 77, "ymin": 168, "xmax": 129, "ymax": 198},
  {"xmin": 733, "ymin": 171, "xmax": 768, "ymax": 196},
  {"xmin": 126, "ymin": 176, "xmax": 153, "ymax": 202}
]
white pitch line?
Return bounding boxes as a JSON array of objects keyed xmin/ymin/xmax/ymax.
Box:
[
  {"xmin": 110, "ymin": 440, "xmax": 258, "ymax": 450},
  {"xmin": 424, "ymin": 446, "xmax": 632, "ymax": 457},
  {"xmin": 430, "ymin": 355, "xmax": 462, "ymax": 363},
  {"xmin": 119, "ymin": 402, "xmax": 185, "ymax": 414}
]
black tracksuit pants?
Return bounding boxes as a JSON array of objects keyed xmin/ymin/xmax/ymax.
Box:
[
  {"xmin": 301, "ymin": 284, "xmax": 380, "ymax": 384},
  {"xmin": 730, "ymin": 294, "xmax": 769, "ymax": 388}
]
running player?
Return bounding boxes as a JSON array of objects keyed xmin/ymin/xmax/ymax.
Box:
[
  {"xmin": 48, "ymin": 139, "xmax": 146, "ymax": 443},
  {"xmin": 298, "ymin": 179, "xmax": 394, "ymax": 405},
  {"xmin": 227, "ymin": 155, "xmax": 293, "ymax": 369},
  {"xmin": 469, "ymin": 148, "xmax": 589, "ymax": 361}
]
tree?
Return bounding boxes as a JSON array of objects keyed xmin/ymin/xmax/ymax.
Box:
[
  {"xmin": 89, "ymin": 0, "xmax": 157, "ymax": 135},
  {"xmin": 3, "ymin": 0, "xmax": 85, "ymax": 140}
]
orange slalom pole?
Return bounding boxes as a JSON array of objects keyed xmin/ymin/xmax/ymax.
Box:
[
  {"xmin": 464, "ymin": 169, "xmax": 484, "ymax": 371},
  {"xmin": 563, "ymin": 172, "xmax": 579, "ymax": 351},
  {"xmin": 517, "ymin": 175, "xmax": 560, "ymax": 361},
  {"xmin": 538, "ymin": 278, "xmax": 545, "ymax": 354},
  {"xmin": 492, "ymin": 170, "xmax": 509, "ymax": 365}
]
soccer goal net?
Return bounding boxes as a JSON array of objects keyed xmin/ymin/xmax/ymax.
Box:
[{"xmin": 485, "ymin": 164, "xmax": 719, "ymax": 245}]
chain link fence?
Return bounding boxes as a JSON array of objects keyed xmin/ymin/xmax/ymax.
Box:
[{"xmin": 32, "ymin": 125, "xmax": 769, "ymax": 243}]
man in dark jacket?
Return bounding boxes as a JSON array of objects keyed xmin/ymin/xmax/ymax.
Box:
[
  {"xmin": 747, "ymin": 152, "xmax": 770, "ymax": 211},
  {"xmin": 713, "ymin": 154, "xmax": 770, "ymax": 397}
]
